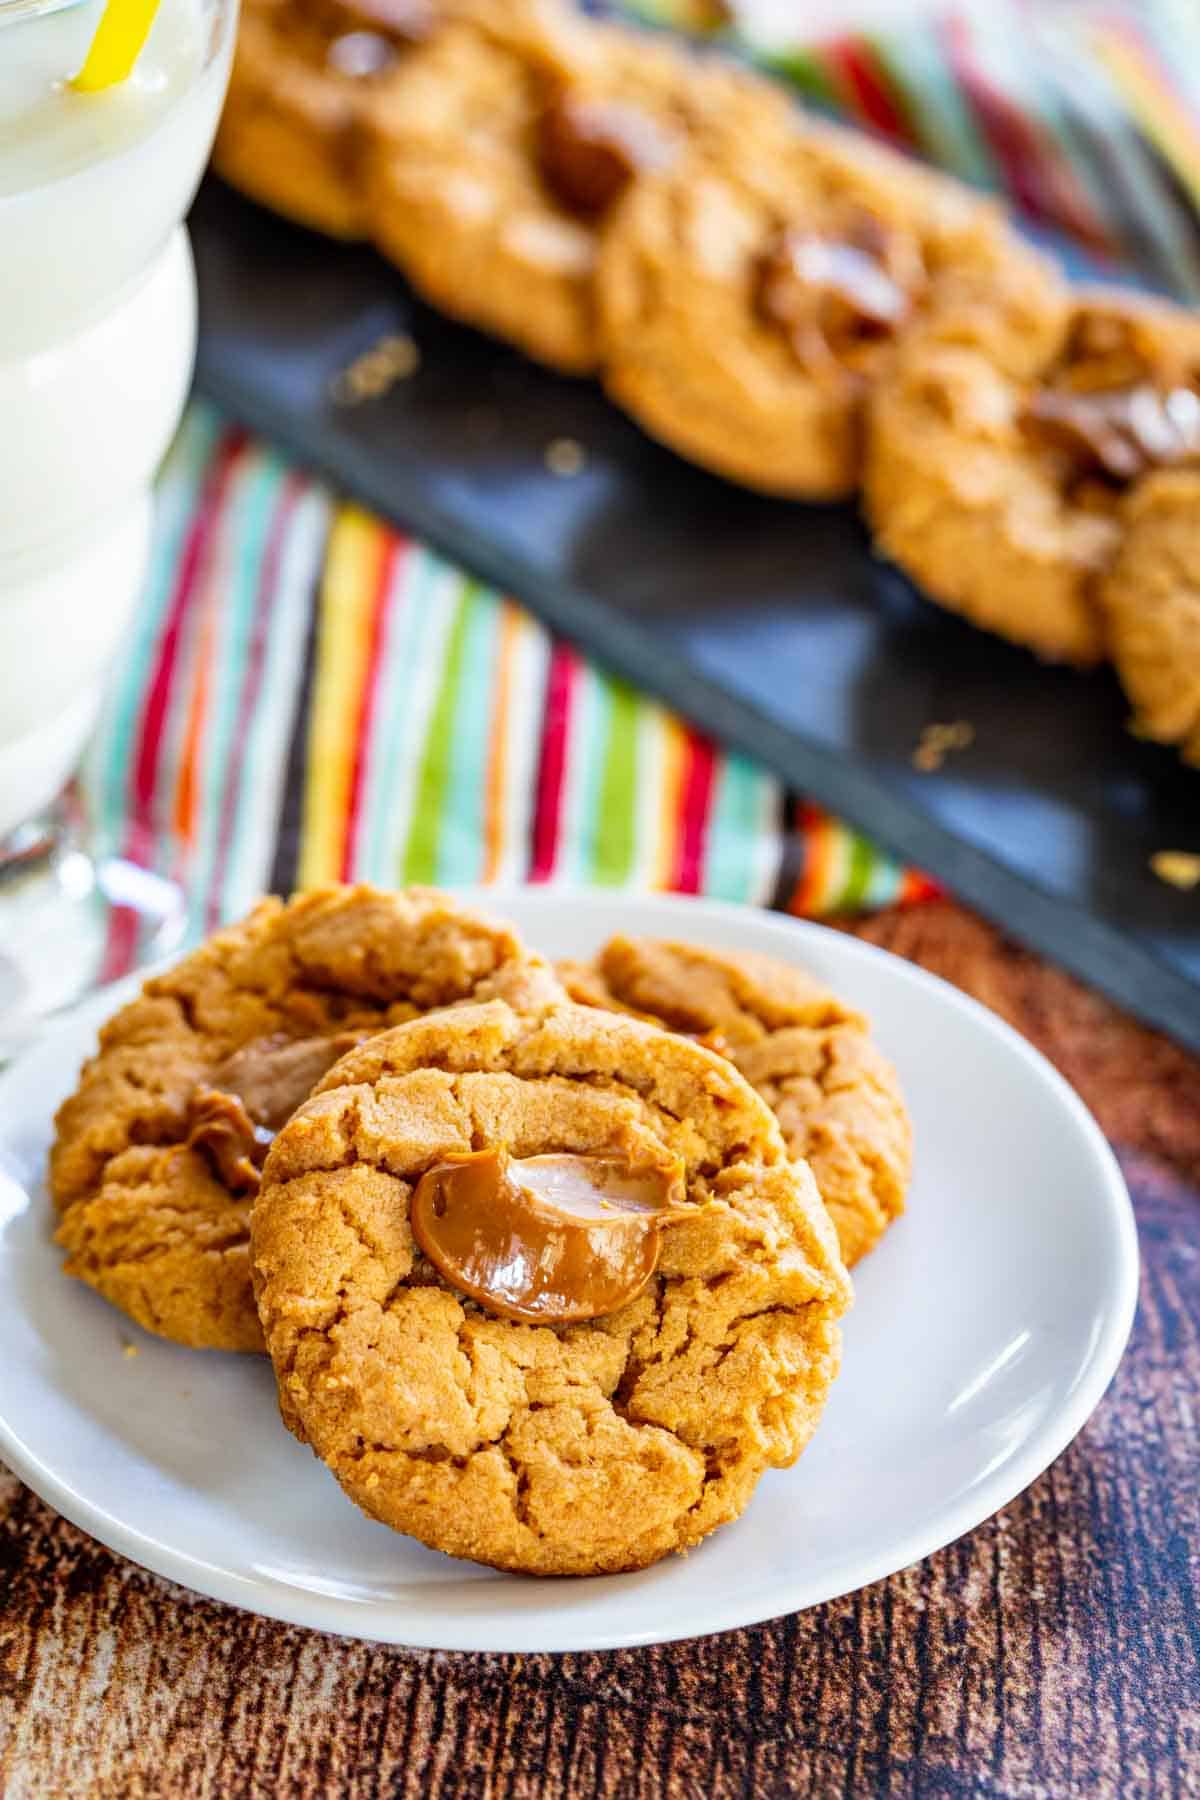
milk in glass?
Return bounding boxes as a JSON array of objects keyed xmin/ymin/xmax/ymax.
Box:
[{"xmin": 0, "ymin": 0, "xmax": 235, "ymax": 836}]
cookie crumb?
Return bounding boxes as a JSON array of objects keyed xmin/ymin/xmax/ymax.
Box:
[
  {"xmin": 913, "ymin": 720, "xmax": 974, "ymax": 772},
  {"xmin": 120, "ymin": 1339, "xmax": 139, "ymax": 1360},
  {"xmin": 1150, "ymin": 850, "xmax": 1200, "ymax": 890},
  {"xmin": 545, "ymin": 437, "xmax": 586, "ymax": 477},
  {"xmin": 330, "ymin": 333, "xmax": 420, "ymax": 404}
]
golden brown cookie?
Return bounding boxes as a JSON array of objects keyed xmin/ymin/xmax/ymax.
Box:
[
  {"xmin": 864, "ymin": 285, "xmax": 1200, "ymax": 665},
  {"xmin": 1097, "ymin": 468, "xmax": 1200, "ymax": 763},
  {"xmin": 363, "ymin": 7, "xmax": 791, "ymax": 373},
  {"xmin": 51, "ymin": 886, "xmax": 553, "ymax": 1352},
  {"xmin": 558, "ymin": 935, "xmax": 911, "ymax": 1268},
  {"xmin": 252, "ymin": 993, "xmax": 851, "ymax": 1575},
  {"xmin": 211, "ymin": 0, "xmax": 461, "ymax": 239},
  {"xmin": 596, "ymin": 111, "xmax": 1056, "ymax": 497}
]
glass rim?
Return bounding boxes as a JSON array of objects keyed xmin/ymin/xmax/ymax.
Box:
[{"xmin": 0, "ymin": 0, "xmax": 91, "ymax": 24}]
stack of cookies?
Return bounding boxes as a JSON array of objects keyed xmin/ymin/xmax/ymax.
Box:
[
  {"xmin": 211, "ymin": 0, "xmax": 1200, "ymax": 764},
  {"xmin": 50, "ymin": 885, "xmax": 911, "ymax": 1576},
  {"xmin": 864, "ymin": 276, "xmax": 1200, "ymax": 760}
]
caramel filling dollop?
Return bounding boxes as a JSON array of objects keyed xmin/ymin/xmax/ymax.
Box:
[
  {"xmin": 1019, "ymin": 383, "xmax": 1200, "ymax": 485},
  {"xmin": 538, "ymin": 93, "xmax": 677, "ymax": 217},
  {"xmin": 759, "ymin": 220, "xmax": 917, "ymax": 377},
  {"xmin": 410, "ymin": 1147, "xmax": 689, "ymax": 1324},
  {"xmin": 1019, "ymin": 307, "xmax": 1200, "ymax": 487},
  {"xmin": 186, "ymin": 1090, "xmax": 273, "ymax": 1195},
  {"xmin": 326, "ymin": 31, "xmax": 397, "ymax": 76},
  {"xmin": 323, "ymin": 0, "xmax": 434, "ymax": 75},
  {"xmin": 186, "ymin": 1031, "xmax": 365, "ymax": 1194}
]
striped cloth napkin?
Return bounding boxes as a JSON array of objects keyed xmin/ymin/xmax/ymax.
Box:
[
  {"xmin": 634, "ymin": 0, "xmax": 1200, "ymax": 299},
  {"xmin": 83, "ymin": 0, "xmax": 1200, "ymax": 954}
]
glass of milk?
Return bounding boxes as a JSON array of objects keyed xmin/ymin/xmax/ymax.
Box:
[{"xmin": 0, "ymin": 0, "xmax": 236, "ymax": 1049}]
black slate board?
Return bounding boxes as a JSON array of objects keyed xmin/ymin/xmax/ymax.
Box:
[{"xmin": 191, "ymin": 177, "xmax": 1200, "ymax": 1054}]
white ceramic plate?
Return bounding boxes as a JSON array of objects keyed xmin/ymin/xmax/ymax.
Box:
[{"xmin": 0, "ymin": 891, "xmax": 1138, "ymax": 1652}]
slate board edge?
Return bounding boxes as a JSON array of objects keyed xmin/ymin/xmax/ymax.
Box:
[{"xmin": 194, "ymin": 353, "xmax": 1200, "ymax": 1059}]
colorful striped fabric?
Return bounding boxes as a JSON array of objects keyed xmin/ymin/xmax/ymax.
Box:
[
  {"xmin": 83, "ymin": 0, "xmax": 1200, "ymax": 954},
  {"xmin": 629, "ymin": 0, "xmax": 1200, "ymax": 296},
  {"xmin": 1090, "ymin": 1, "xmax": 1200, "ymax": 226},
  {"xmin": 85, "ymin": 409, "xmax": 928, "ymax": 949}
]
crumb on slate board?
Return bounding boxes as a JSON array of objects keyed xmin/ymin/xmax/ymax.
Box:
[
  {"xmin": 913, "ymin": 720, "xmax": 974, "ymax": 773},
  {"xmin": 545, "ymin": 437, "xmax": 586, "ymax": 477},
  {"xmin": 1150, "ymin": 851, "xmax": 1200, "ymax": 890},
  {"xmin": 330, "ymin": 334, "xmax": 420, "ymax": 404}
]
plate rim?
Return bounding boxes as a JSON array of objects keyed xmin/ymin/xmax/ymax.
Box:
[{"xmin": 0, "ymin": 890, "xmax": 1140, "ymax": 1652}]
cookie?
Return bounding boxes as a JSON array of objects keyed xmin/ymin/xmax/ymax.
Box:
[
  {"xmin": 51, "ymin": 886, "xmax": 552, "ymax": 1352},
  {"xmin": 252, "ymin": 993, "xmax": 851, "ymax": 1574},
  {"xmin": 363, "ymin": 7, "xmax": 790, "ymax": 373},
  {"xmin": 558, "ymin": 936, "xmax": 911, "ymax": 1268},
  {"xmin": 211, "ymin": 0, "xmax": 463, "ymax": 239},
  {"xmin": 864, "ymin": 285, "xmax": 1200, "ymax": 665},
  {"xmin": 1097, "ymin": 469, "xmax": 1200, "ymax": 763},
  {"xmin": 596, "ymin": 111, "xmax": 1056, "ymax": 498}
]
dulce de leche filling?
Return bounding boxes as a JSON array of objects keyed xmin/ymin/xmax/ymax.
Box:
[
  {"xmin": 410, "ymin": 1147, "xmax": 689, "ymax": 1324},
  {"xmin": 1019, "ymin": 383, "xmax": 1200, "ymax": 485},
  {"xmin": 537, "ymin": 92, "xmax": 678, "ymax": 217},
  {"xmin": 186, "ymin": 1031, "xmax": 365, "ymax": 1195},
  {"xmin": 758, "ymin": 216, "xmax": 920, "ymax": 380},
  {"xmin": 1019, "ymin": 310, "xmax": 1200, "ymax": 487},
  {"xmin": 322, "ymin": 0, "xmax": 435, "ymax": 78}
]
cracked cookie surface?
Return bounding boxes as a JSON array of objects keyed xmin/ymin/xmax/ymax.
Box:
[
  {"xmin": 596, "ymin": 111, "xmax": 1055, "ymax": 497},
  {"xmin": 864, "ymin": 284, "xmax": 1200, "ymax": 666},
  {"xmin": 559, "ymin": 936, "xmax": 911, "ymax": 1268},
  {"xmin": 51, "ymin": 886, "xmax": 550, "ymax": 1352},
  {"xmin": 212, "ymin": 0, "xmax": 534, "ymax": 238},
  {"xmin": 363, "ymin": 5, "xmax": 788, "ymax": 373},
  {"xmin": 252, "ymin": 994, "xmax": 851, "ymax": 1575},
  {"xmin": 1097, "ymin": 467, "xmax": 1200, "ymax": 764},
  {"xmin": 211, "ymin": 0, "xmax": 445, "ymax": 240}
]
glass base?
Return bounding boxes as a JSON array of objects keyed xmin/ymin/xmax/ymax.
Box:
[{"xmin": 0, "ymin": 798, "xmax": 186, "ymax": 1063}]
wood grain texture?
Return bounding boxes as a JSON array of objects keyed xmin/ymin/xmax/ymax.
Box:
[{"xmin": 2, "ymin": 899, "xmax": 1198, "ymax": 1800}]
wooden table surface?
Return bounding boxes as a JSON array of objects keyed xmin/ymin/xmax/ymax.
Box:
[{"xmin": 2, "ymin": 899, "xmax": 1197, "ymax": 1799}]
